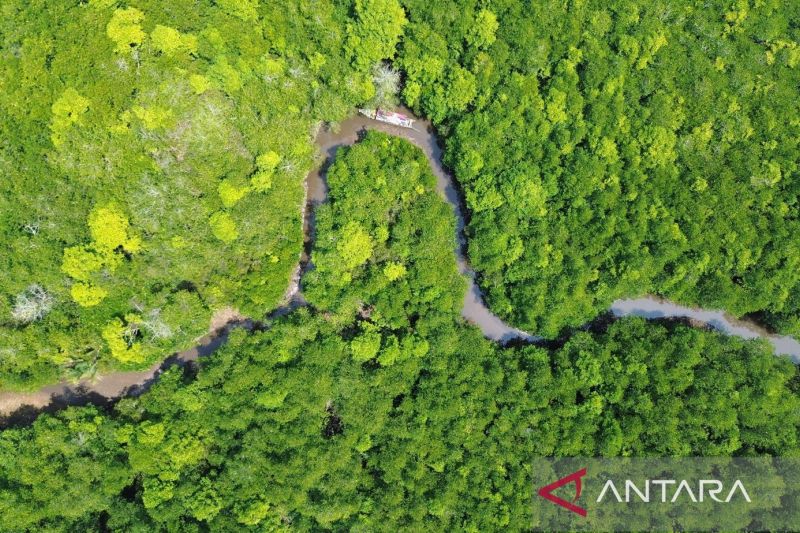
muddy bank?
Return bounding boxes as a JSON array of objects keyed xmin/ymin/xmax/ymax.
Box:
[
  {"xmin": 2, "ymin": 107, "xmax": 798, "ymax": 420},
  {"xmin": 309, "ymin": 109, "xmax": 537, "ymax": 342},
  {"xmin": 0, "ymin": 109, "xmax": 533, "ymax": 419},
  {"xmin": 312, "ymin": 111, "xmax": 800, "ymax": 357},
  {"xmin": 0, "ymin": 318, "xmax": 251, "ymax": 426}
]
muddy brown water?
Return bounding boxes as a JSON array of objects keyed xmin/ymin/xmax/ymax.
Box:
[
  {"xmin": 2, "ymin": 108, "xmax": 798, "ymax": 420},
  {"xmin": 0, "ymin": 322, "xmax": 243, "ymax": 421},
  {"xmin": 306, "ymin": 108, "xmax": 535, "ymax": 342}
]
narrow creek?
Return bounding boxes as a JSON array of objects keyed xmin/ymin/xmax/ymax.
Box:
[{"xmin": 2, "ymin": 108, "xmax": 798, "ymax": 420}]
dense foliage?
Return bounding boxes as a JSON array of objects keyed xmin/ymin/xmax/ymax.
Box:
[
  {"xmin": 0, "ymin": 0, "xmax": 405, "ymax": 387},
  {"xmin": 3, "ymin": 0, "xmax": 799, "ymax": 382},
  {"xmin": 304, "ymin": 131, "xmax": 465, "ymax": 336},
  {"xmin": 4, "ymin": 318, "xmax": 797, "ymax": 531},
  {"xmin": 1, "ymin": 134, "xmax": 798, "ymax": 531},
  {"xmin": 396, "ymin": 0, "xmax": 800, "ymax": 336},
  {"xmin": 2, "ymin": 1, "xmax": 800, "ymax": 530}
]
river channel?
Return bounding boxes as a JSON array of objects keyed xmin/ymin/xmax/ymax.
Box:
[{"xmin": 2, "ymin": 108, "xmax": 798, "ymax": 419}]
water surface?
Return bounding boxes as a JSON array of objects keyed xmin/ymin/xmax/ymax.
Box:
[{"xmin": 2, "ymin": 108, "xmax": 797, "ymax": 418}]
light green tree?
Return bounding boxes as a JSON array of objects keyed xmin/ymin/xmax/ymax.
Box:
[
  {"xmin": 70, "ymin": 283, "xmax": 108, "ymax": 307},
  {"xmin": 218, "ymin": 179, "xmax": 250, "ymax": 207},
  {"xmin": 351, "ymin": 330, "xmax": 381, "ymax": 362},
  {"xmin": 106, "ymin": 7, "xmax": 146, "ymax": 54},
  {"xmin": 251, "ymin": 151, "xmax": 281, "ymax": 191},
  {"xmin": 337, "ymin": 222, "xmax": 373, "ymax": 270},
  {"xmin": 383, "ymin": 261, "xmax": 407, "ymax": 281},
  {"xmin": 189, "ymin": 74, "xmax": 211, "ymax": 94},
  {"xmin": 150, "ymin": 25, "xmax": 198, "ymax": 57},
  {"xmin": 50, "ymin": 88, "xmax": 89, "ymax": 147},
  {"xmin": 236, "ymin": 500, "xmax": 271, "ymax": 526},
  {"xmin": 102, "ymin": 317, "xmax": 145, "ymax": 363},
  {"xmin": 88, "ymin": 205, "xmax": 141, "ymax": 254},
  {"xmin": 132, "ymin": 105, "xmax": 174, "ymax": 130},
  {"xmin": 467, "ymin": 9, "xmax": 499, "ymax": 49},
  {"xmin": 61, "ymin": 246, "xmax": 104, "ymax": 281},
  {"xmin": 215, "ymin": 0, "xmax": 259, "ymax": 21},
  {"xmin": 209, "ymin": 211, "xmax": 239, "ymax": 242}
]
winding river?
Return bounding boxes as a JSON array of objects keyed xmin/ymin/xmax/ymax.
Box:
[{"xmin": 2, "ymin": 108, "xmax": 798, "ymax": 420}]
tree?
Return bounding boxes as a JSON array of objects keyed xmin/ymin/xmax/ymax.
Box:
[
  {"xmin": 346, "ymin": 0, "xmax": 407, "ymax": 69},
  {"xmin": 102, "ymin": 317, "xmax": 145, "ymax": 363},
  {"xmin": 106, "ymin": 7, "xmax": 146, "ymax": 54},
  {"xmin": 215, "ymin": 0, "xmax": 259, "ymax": 21},
  {"xmin": 250, "ymin": 151, "xmax": 280, "ymax": 192},
  {"xmin": 189, "ymin": 74, "xmax": 211, "ymax": 95},
  {"xmin": 351, "ymin": 329, "xmax": 381, "ymax": 361},
  {"xmin": 466, "ymin": 9, "xmax": 499, "ymax": 49},
  {"xmin": 209, "ymin": 211, "xmax": 239, "ymax": 242},
  {"xmin": 10, "ymin": 284, "xmax": 54, "ymax": 324},
  {"xmin": 371, "ymin": 63, "xmax": 402, "ymax": 108},
  {"xmin": 336, "ymin": 222, "xmax": 373, "ymax": 270},
  {"xmin": 70, "ymin": 282, "xmax": 108, "ymax": 307},
  {"xmin": 132, "ymin": 105, "xmax": 174, "ymax": 130},
  {"xmin": 150, "ymin": 25, "xmax": 197, "ymax": 57},
  {"xmin": 218, "ymin": 179, "xmax": 250, "ymax": 207},
  {"xmin": 61, "ymin": 246, "xmax": 104, "ymax": 281},
  {"xmin": 59, "ymin": 206, "xmax": 140, "ymax": 306},
  {"xmin": 383, "ymin": 261, "xmax": 407, "ymax": 281},
  {"xmin": 50, "ymin": 88, "xmax": 89, "ymax": 147},
  {"xmin": 88, "ymin": 205, "xmax": 141, "ymax": 254}
]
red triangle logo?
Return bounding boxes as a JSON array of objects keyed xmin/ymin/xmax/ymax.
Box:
[{"xmin": 537, "ymin": 468, "xmax": 588, "ymax": 517}]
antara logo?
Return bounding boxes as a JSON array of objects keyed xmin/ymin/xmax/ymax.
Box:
[
  {"xmin": 596, "ymin": 479, "xmax": 751, "ymax": 503},
  {"xmin": 537, "ymin": 469, "xmax": 752, "ymax": 518},
  {"xmin": 537, "ymin": 468, "xmax": 588, "ymax": 517}
]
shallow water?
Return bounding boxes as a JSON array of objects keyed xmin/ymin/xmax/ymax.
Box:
[
  {"xmin": 310, "ymin": 112, "xmax": 800, "ymax": 358},
  {"xmin": 2, "ymin": 108, "xmax": 797, "ymax": 418},
  {"xmin": 0, "ymin": 325, "xmax": 236, "ymax": 418},
  {"xmin": 612, "ymin": 297, "xmax": 800, "ymax": 362},
  {"xmin": 305, "ymin": 109, "xmax": 537, "ymax": 342}
]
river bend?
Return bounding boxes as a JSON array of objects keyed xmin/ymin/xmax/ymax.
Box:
[{"xmin": 2, "ymin": 108, "xmax": 798, "ymax": 418}]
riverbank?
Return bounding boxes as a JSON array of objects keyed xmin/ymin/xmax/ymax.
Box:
[{"xmin": 1, "ymin": 107, "xmax": 798, "ymax": 421}]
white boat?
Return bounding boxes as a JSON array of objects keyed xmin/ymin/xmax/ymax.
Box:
[{"xmin": 358, "ymin": 108, "xmax": 415, "ymax": 129}]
